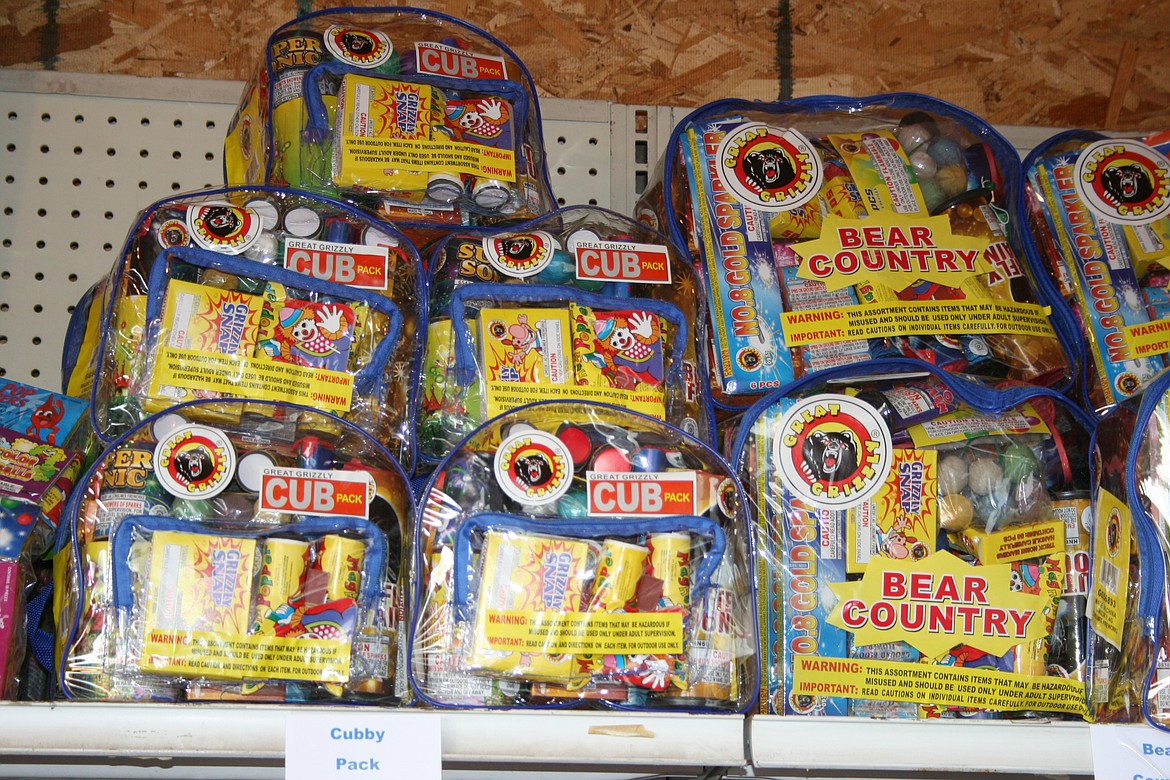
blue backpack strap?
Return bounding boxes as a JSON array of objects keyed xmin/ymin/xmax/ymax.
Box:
[{"xmin": 25, "ymin": 581, "xmax": 54, "ymax": 674}]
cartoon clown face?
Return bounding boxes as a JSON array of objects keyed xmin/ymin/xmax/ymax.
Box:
[{"xmin": 276, "ymin": 302, "xmax": 355, "ymax": 372}]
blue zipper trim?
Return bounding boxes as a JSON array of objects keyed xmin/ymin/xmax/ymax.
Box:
[
  {"xmin": 447, "ymin": 282, "xmax": 689, "ymax": 387},
  {"xmin": 143, "ymin": 245, "xmax": 402, "ymax": 397},
  {"xmin": 109, "ymin": 513, "xmax": 387, "ymax": 610},
  {"xmin": 450, "ymin": 511, "xmax": 725, "ymax": 623}
]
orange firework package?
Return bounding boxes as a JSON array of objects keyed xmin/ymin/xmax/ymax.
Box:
[
  {"xmin": 224, "ymin": 7, "xmax": 556, "ymax": 246},
  {"xmin": 635, "ymin": 94, "xmax": 1073, "ymax": 412},
  {"xmin": 409, "ymin": 401, "xmax": 758, "ymax": 711},
  {"xmin": 53, "ymin": 399, "xmax": 413, "ymax": 704},
  {"xmin": 61, "ymin": 187, "xmax": 424, "ymax": 472},
  {"xmin": 727, "ymin": 360, "xmax": 1094, "ymax": 719}
]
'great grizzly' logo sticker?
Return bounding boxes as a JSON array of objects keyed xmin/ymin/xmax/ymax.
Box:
[
  {"xmin": 494, "ymin": 429, "xmax": 572, "ymax": 505},
  {"xmin": 324, "ymin": 25, "xmax": 394, "ymax": 69},
  {"xmin": 483, "ymin": 231, "xmax": 558, "ymax": 278},
  {"xmin": 154, "ymin": 424, "xmax": 236, "ymax": 499},
  {"xmin": 1074, "ymin": 138, "xmax": 1170, "ymax": 225},
  {"xmin": 186, "ymin": 202, "xmax": 261, "ymax": 255},
  {"xmin": 773, "ymin": 393, "xmax": 892, "ymax": 509},
  {"xmin": 716, "ymin": 123, "xmax": 822, "ymax": 211}
]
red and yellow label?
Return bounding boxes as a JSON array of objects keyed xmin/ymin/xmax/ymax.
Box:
[
  {"xmin": 284, "ymin": 238, "xmax": 390, "ymax": 290},
  {"xmin": 575, "ymin": 241, "xmax": 672, "ymax": 284},
  {"xmin": 415, "ymin": 41, "xmax": 507, "ymax": 80},
  {"xmin": 586, "ymin": 472, "xmax": 696, "ymax": 517},
  {"xmin": 795, "ymin": 212, "xmax": 991, "ymax": 292},
  {"xmin": 829, "ymin": 551, "xmax": 1052, "ymax": 660}
]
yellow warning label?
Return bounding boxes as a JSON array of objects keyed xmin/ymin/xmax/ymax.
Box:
[
  {"xmin": 481, "ymin": 610, "xmax": 684, "ymax": 655},
  {"xmin": 792, "ymin": 656, "xmax": 1087, "ymax": 715},
  {"xmin": 484, "ymin": 380, "xmax": 665, "ymax": 420},
  {"xmin": 1123, "ymin": 318, "xmax": 1170, "ymax": 358},
  {"xmin": 1090, "ymin": 489, "xmax": 1132, "ymax": 650},
  {"xmin": 828, "ymin": 552, "xmax": 1052, "ymax": 660},
  {"xmin": 780, "ymin": 299, "xmax": 1055, "ymax": 346},
  {"xmin": 141, "ymin": 630, "xmax": 350, "ymax": 682},
  {"xmin": 151, "ymin": 347, "xmax": 354, "ymax": 413},
  {"xmin": 340, "ymin": 136, "xmax": 516, "ymax": 181},
  {"xmin": 793, "ymin": 212, "xmax": 991, "ymax": 292}
]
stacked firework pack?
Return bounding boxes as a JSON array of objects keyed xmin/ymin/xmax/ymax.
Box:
[
  {"xmin": 634, "ymin": 94, "xmax": 1124, "ymax": 720},
  {"xmin": 48, "ymin": 2, "xmax": 563, "ymax": 705},
  {"xmin": 411, "ymin": 401, "xmax": 758, "ymax": 711},
  {"xmin": 418, "ymin": 206, "xmax": 715, "ymax": 465},
  {"xmin": 635, "ymin": 94, "xmax": 1074, "ymax": 411},
  {"xmin": 54, "ymin": 399, "xmax": 414, "ymax": 703},
  {"xmin": 54, "ymin": 186, "xmax": 423, "ymax": 703},
  {"xmin": 1021, "ymin": 130, "xmax": 1170, "ymax": 414},
  {"xmin": 407, "ymin": 204, "xmax": 763, "ymax": 711},
  {"xmin": 1020, "ymin": 127, "xmax": 1170, "ymax": 732},
  {"xmin": 25, "ymin": 0, "xmax": 1170, "ymax": 733},
  {"xmin": 223, "ymin": 6, "xmax": 557, "ymax": 250},
  {"xmin": 727, "ymin": 362, "xmax": 1094, "ymax": 718}
]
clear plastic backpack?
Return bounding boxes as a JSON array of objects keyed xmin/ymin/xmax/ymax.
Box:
[
  {"xmin": 727, "ymin": 359, "xmax": 1093, "ymax": 719},
  {"xmin": 409, "ymin": 401, "xmax": 759, "ymax": 712},
  {"xmin": 62, "ymin": 186, "xmax": 424, "ymax": 473},
  {"xmin": 54, "ymin": 399, "xmax": 414, "ymax": 705},
  {"xmin": 636, "ymin": 94, "xmax": 1073, "ymax": 411}
]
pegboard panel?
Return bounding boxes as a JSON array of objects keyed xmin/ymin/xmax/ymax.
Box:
[
  {"xmin": 0, "ymin": 87, "xmax": 233, "ymax": 388},
  {"xmin": 0, "ymin": 72, "xmax": 621, "ymax": 389}
]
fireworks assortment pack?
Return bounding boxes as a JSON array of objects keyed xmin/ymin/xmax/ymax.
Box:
[{"xmin": 1, "ymin": 3, "xmax": 1168, "ymax": 735}]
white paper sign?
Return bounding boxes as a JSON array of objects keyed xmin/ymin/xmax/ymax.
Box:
[
  {"xmin": 286, "ymin": 711, "xmax": 441, "ymax": 780},
  {"xmin": 1091, "ymin": 723, "xmax": 1170, "ymax": 780}
]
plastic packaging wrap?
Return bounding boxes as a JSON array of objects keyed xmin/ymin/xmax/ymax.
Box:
[
  {"xmin": 63, "ymin": 187, "xmax": 424, "ymax": 472},
  {"xmin": 54, "ymin": 399, "xmax": 413, "ymax": 704},
  {"xmin": 409, "ymin": 400, "xmax": 758, "ymax": 711},
  {"xmin": 728, "ymin": 360, "xmax": 1093, "ymax": 718},
  {"xmin": 419, "ymin": 206, "xmax": 714, "ymax": 464},
  {"xmin": 1089, "ymin": 369, "xmax": 1170, "ymax": 727},
  {"xmin": 636, "ymin": 95, "xmax": 1073, "ymax": 411}
]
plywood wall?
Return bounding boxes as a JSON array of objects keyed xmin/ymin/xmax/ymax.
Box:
[{"xmin": 2, "ymin": 0, "xmax": 1167, "ymax": 131}]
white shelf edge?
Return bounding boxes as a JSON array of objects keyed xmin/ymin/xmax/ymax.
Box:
[
  {"xmin": 749, "ymin": 715, "xmax": 1093, "ymax": 775},
  {"xmin": 0, "ymin": 703, "xmax": 746, "ymax": 770}
]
